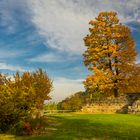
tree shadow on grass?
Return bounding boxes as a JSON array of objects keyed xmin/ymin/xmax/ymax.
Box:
[{"xmin": 22, "ymin": 115, "xmax": 140, "ymax": 140}]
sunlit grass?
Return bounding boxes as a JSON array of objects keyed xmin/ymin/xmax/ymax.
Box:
[
  {"xmin": 13, "ymin": 113, "xmax": 140, "ymax": 140},
  {"xmin": 0, "ymin": 134, "xmax": 16, "ymax": 140}
]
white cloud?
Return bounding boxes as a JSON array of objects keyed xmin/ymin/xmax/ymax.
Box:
[
  {"xmin": 29, "ymin": 53, "xmax": 66, "ymax": 62},
  {"xmin": 28, "ymin": 0, "xmax": 140, "ymax": 55},
  {"xmin": 29, "ymin": 53, "xmax": 60, "ymax": 62},
  {"xmin": 0, "ymin": 63, "xmax": 26, "ymax": 72},
  {"xmin": 29, "ymin": 52, "xmax": 78, "ymax": 62},
  {"xmin": 0, "ymin": 49, "xmax": 24, "ymax": 59},
  {"xmin": 50, "ymin": 77, "xmax": 84, "ymax": 102},
  {"xmin": 28, "ymin": 0, "xmax": 93, "ymax": 55}
]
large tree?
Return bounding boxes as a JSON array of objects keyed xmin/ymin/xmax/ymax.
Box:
[{"xmin": 83, "ymin": 11, "xmax": 138, "ymax": 97}]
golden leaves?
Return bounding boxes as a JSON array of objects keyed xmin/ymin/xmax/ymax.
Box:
[{"xmin": 83, "ymin": 11, "xmax": 137, "ymax": 96}]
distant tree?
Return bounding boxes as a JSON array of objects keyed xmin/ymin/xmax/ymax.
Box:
[
  {"xmin": 58, "ymin": 92, "xmax": 88, "ymax": 111},
  {"xmin": 83, "ymin": 11, "xmax": 137, "ymax": 97},
  {"xmin": 44, "ymin": 102, "xmax": 58, "ymax": 110}
]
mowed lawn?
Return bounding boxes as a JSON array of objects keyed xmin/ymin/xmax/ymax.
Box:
[{"xmin": 6, "ymin": 113, "xmax": 140, "ymax": 140}]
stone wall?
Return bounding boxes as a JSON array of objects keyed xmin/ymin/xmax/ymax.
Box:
[
  {"xmin": 128, "ymin": 99, "xmax": 140, "ymax": 114},
  {"xmin": 81, "ymin": 93, "xmax": 140, "ymax": 114}
]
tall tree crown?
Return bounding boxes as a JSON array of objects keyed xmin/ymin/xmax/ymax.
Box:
[{"xmin": 83, "ymin": 11, "xmax": 137, "ymax": 97}]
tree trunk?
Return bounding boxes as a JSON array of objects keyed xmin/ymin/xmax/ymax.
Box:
[
  {"xmin": 114, "ymin": 88, "xmax": 118, "ymax": 97},
  {"xmin": 114, "ymin": 56, "xmax": 119, "ymax": 97}
]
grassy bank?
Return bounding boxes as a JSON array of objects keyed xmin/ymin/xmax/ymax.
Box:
[{"xmin": 2, "ymin": 113, "xmax": 140, "ymax": 140}]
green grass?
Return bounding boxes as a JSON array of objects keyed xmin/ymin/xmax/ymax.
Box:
[{"xmin": 9, "ymin": 113, "xmax": 140, "ymax": 140}]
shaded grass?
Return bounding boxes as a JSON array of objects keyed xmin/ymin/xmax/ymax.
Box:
[{"xmin": 14, "ymin": 113, "xmax": 140, "ymax": 140}]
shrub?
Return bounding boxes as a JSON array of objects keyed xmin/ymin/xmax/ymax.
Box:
[{"xmin": 0, "ymin": 69, "xmax": 52, "ymax": 134}]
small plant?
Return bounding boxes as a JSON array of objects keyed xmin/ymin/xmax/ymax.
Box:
[{"xmin": 22, "ymin": 122, "xmax": 32, "ymax": 136}]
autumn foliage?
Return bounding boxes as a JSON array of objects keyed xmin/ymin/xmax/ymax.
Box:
[
  {"xmin": 0, "ymin": 69, "xmax": 52, "ymax": 133},
  {"xmin": 83, "ymin": 11, "xmax": 139, "ymax": 97}
]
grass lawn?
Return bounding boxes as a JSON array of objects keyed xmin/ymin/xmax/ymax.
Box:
[{"xmin": 3, "ymin": 113, "xmax": 140, "ymax": 140}]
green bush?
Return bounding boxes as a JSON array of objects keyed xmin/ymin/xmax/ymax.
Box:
[{"xmin": 58, "ymin": 91, "xmax": 88, "ymax": 111}]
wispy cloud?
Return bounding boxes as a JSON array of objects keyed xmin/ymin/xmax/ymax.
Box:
[
  {"xmin": 28, "ymin": 52, "xmax": 79, "ymax": 62},
  {"xmin": 28, "ymin": 0, "xmax": 92, "ymax": 54},
  {"xmin": 0, "ymin": 63, "xmax": 27, "ymax": 72},
  {"xmin": 51, "ymin": 77, "xmax": 84, "ymax": 101},
  {"xmin": 28, "ymin": 0, "xmax": 140, "ymax": 55},
  {"xmin": 0, "ymin": 0, "xmax": 28, "ymax": 34},
  {"xmin": 0, "ymin": 49, "xmax": 24, "ymax": 59},
  {"xmin": 29, "ymin": 53, "xmax": 65, "ymax": 62}
]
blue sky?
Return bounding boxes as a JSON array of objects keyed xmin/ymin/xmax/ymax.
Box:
[{"xmin": 0, "ymin": 0, "xmax": 140, "ymax": 101}]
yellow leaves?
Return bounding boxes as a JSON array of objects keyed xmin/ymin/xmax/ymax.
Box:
[
  {"xmin": 93, "ymin": 47, "xmax": 101, "ymax": 52},
  {"xmin": 106, "ymin": 27, "xmax": 111, "ymax": 32},
  {"xmin": 96, "ymin": 11, "xmax": 119, "ymax": 25},
  {"xmin": 102, "ymin": 45, "xmax": 108, "ymax": 49},
  {"xmin": 89, "ymin": 20, "xmax": 106, "ymax": 27},
  {"xmin": 84, "ymin": 68, "xmax": 115, "ymax": 92},
  {"xmin": 98, "ymin": 11, "xmax": 117, "ymax": 19},
  {"xmin": 116, "ymin": 33, "xmax": 122, "ymax": 37},
  {"xmin": 89, "ymin": 20, "xmax": 97, "ymax": 25},
  {"xmin": 83, "ymin": 11, "xmax": 137, "ymax": 96},
  {"xmin": 98, "ymin": 21, "xmax": 106, "ymax": 26}
]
